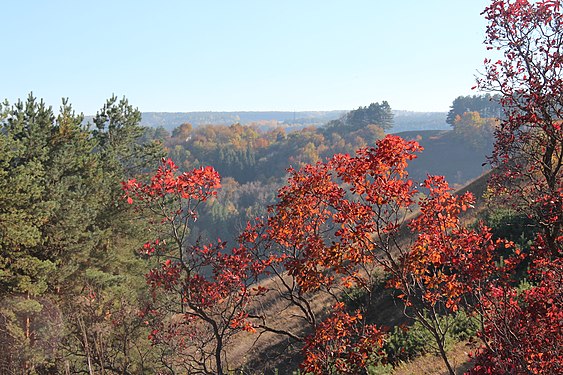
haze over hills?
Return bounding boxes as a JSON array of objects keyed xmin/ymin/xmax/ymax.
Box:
[
  {"xmin": 131, "ymin": 110, "xmax": 449, "ymax": 132},
  {"xmin": 138, "ymin": 111, "xmax": 346, "ymax": 130},
  {"xmin": 392, "ymin": 110, "xmax": 449, "ymax": 132}
]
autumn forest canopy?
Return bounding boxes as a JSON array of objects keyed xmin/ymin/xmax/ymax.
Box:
[{"xmin": 2, "ymin": 1, "xmax": 563, "ymax": 374}]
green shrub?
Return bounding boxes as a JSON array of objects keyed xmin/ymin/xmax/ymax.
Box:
[
  {"xmin": 483, "ymin": 208, "xmax": 536, "ymax": 250},
  {"xmin": 449, "ymin": 310, "xmax": 479, "ymax": 342},
  {"xmin": 380, "ymin": 310, "xmax": 479, "ymax": 366},
  {"xmin": 383, "ymin": 321, "xmax": 435, "ymax": 364}
]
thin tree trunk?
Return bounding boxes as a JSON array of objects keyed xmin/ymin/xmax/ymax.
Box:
[
  {"xmin": 436, "ymin": 336, "xmax": 456, "ymax": 375},
  {"xmin": 215, "ymin": 336, "xmax": 223, "ymax": 375},
  {"xmin": 24, "ymin": 293, "xmax": 31, "ymax": 373},
  {"xmin": 78, "ymin": 317, "xmax": 95, "ymax": 375}
]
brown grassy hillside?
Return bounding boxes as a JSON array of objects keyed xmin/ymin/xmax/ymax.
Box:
[{"xmin": 398, "ymin": 130, "xmax": 492, "ymax": 188}]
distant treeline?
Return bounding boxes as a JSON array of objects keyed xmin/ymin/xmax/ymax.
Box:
[
  {"xmin": 83, "ymin": 96, "xmax": 500, "ymax": 134},
  {"xmin": 122, "ymin": 109, "xmax": 450, "ymax": 133},
  {"xmin": 139, "ymin": 110, "xmax": 346, "ymax": 130}
]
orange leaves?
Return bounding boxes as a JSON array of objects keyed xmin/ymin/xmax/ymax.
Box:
[
  {"xmin": 259, "ymin": 135, "xmax": 423, "ymax": 293},
  {"xmin": 238, "ymin": 133, "xmax": 535, "ymax": 373},
  {"xmin": 301, "ymin": 303, "xmax": 385, "ymax": 374},
  {"xmin": 177, "ymin": 165, "xmax": 222, "ymax": 200},
  {"xmin": 260, "ymin": 133, "xmax": 508, "ymax": 318},
  {"xmin": 334, "ymin": 135, "xmax": 422, "ymax": 209},
  {"xmin": 390, "ymin": 175, "xmax": 522, "ymax": 313}
]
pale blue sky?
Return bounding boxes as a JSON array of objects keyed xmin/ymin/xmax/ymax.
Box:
[{"xmin": 3, "ymin": 1, "xmax": 489, "ymax": 115}]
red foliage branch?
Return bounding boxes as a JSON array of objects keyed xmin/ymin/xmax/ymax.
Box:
[
  {"xmin": 245, "ymin": 135, "xmax": 522, "ymax": 374},
  {"xmin": 123, "ymin": 158, "xmax": 269, "ymax": 375},
  {"xmin": 472, "ymin": 1, "xmax": 563, "ymax": 373},
  {"xmin": 470, "ymin": 256, "xmax": 563, "ymax": 374},
  {"xmin": 480, "ymin": 0, "xmax": 563, "ymax": 258},
  {"xmin": 395, "ymin": 175, "xmax": 517, "ymax": 312}
]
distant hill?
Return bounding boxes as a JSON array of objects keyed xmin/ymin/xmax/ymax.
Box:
[
  {"xmin": 137, "ymin": 111, "xmax": 346, "ymax": 131},
  {"xmin": 392, "ymin": 111, "xmax": 449, "ymax": 132},
  {"xmin": 119, "ymin": 110, "xmax": 450, "ymax": 132}
]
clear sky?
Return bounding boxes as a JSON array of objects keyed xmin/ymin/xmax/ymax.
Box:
[{"xmin": 2, "ymin": 1, "xmax": 490, "ymax": 115}]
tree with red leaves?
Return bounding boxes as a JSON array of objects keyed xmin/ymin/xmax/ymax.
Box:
[
  {"xmin": 242, "ymin": 135, "xmax": 424, "ymax": 340},
  {"xmin": 123, "ymin": 158, "xmax": 270, "ymax": 375},
  {"xmin": 243, "ymin": 135, "xmax": 513, "ymax": 374},
  {"xmin": 473, "ymin": 1, "xmax": 563, "ymax": 373},
  {"xmin": 469, "ymin": 259, "xmax": 563, "ymax": 374},
  {"xmin": 480, "ymin": 0, "xmax": 563, "ymax": 257},
  {"xmin": 391, "ymin": 175, "xmax": 518, "ymax": 375}
]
